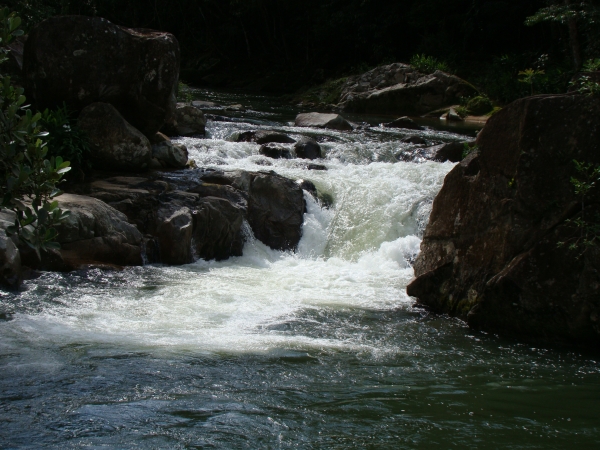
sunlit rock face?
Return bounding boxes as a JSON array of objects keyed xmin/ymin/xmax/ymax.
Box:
[
  {"xmin": 408, "ymin": 94, "xmax": 600, "ymax": 347},
  {"xmin": 23, "ymin": 15, "xmax": 180, "ymax": 136}
]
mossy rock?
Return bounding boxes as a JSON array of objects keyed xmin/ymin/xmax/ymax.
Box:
[{"xmin": 466, "ymin": 96, "xmax": 494, "ymax": 115}]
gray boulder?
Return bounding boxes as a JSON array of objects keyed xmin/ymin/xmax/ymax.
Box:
[
  {"xmin": 55, "ymin": 193, "xmax": 144, "ymax": 268},
  {"xmin": 23, "ymin": 16, "xmax": 179, "ymax": 136},
  {"xmin": 152, "ymin": 141, "xmax": 189, "ymax": 168},
  {"xmin": 339, "ymin": 63, "xmax": 475, "ymax": 115},
  {"xmin": 295, "ymin": 112, "xmax": 353, "ymax": 131},
  {"xmin": 78, "ymin": 102, "xmax": 152, "ymax": 172},
  {"xmin": 382, "ymin": 116, "xmax": 424, "ymax": 130}
]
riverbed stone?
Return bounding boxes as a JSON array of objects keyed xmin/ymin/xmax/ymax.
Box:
[
  {"xmin": 0, "ymin": 233, "xmax": 21, "ymax": 290},
  {"xmin": 237, "ymin": 130, "xmax": 296, "ymax": 144},
  {"xmin": 382, "ymin": 116, "xmax": 424, "ymax": 130},
  {"xmin": 78, "ymin": 102, "xmax": 152, "ymax": 172},
  {"xmin": 407, "ymin": 94, "xmax": 600, "ymax": 347},
  {"xmin": 157, "ymin": 207, "xmax": 193, "ymax": 265},
  {"xmin": 162, "ymin": 104, "xmax": 206, "ymax": 136},
  {"xmin": 295, "ymin": 112, "xmax": 353, "ymax": 131},
  {"xmin": 294, "ymin": 137, "xmax": 322, "ymax": 160},
  {"xmin": 259, "ymin": 143, "xmax": 292, "ymax": 159},
  {"xmin": 23, "ymin": 15, "xmax": 179, "ymax": 136},
  {"xmin": 152, "ymin": 141, "xmax": 189, "ymax": 168}
]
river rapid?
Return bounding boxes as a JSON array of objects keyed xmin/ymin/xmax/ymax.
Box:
[{"xmin": 1, "ymin": 90, "xmax": 599, "ymax": 448}]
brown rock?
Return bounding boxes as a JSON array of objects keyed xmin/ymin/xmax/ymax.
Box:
[{"xmin": 407, "ymin": 94, "xmax": 600, "ymax": 347}]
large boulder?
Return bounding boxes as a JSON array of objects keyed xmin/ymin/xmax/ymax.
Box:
[
  {"xmin": 407, "ymin": 94, "xmax": 600, "ymax": 347},
  {"xmin": 78, "ymin": 102, "xmax": 152, "ymax": 172},
  {"xmin": 23, "ymin": 15, "xmax": 179, "ymax": 136},
  {"xmin": 55, "ymin": 193, "xmax": 144, "ymax": 268},
  {"xmin": 295, "ymin": 113, "xmax": 353, "ymax": 131},
  {"xmin": 339, "ymin": 63, "xmax": 475, "ymax": 115},
  {"xmin": 156, "ymin": 207, "xmax": 194, "ymax": 265},
  {"xmin": 247, "ymin": 172, "xmax": 306, "ymax": 251}
]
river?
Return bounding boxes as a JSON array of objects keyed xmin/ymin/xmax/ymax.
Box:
[{"xmin": 0, "ymin": 90, "xmax": 598, "ymax": 448}]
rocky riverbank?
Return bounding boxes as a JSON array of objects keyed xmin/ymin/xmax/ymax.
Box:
[{"xmin": 407, "ymin": 93, "xmax": 600, "ymax": 348}]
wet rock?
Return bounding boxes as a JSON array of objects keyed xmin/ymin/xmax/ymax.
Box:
[
  {"xmin": 407, "ymin": 94, "xmax": 600, "ymax": 347},
  {"xmin": 382, "ymin": 116, "xmax": 424, "ymax": 130},
  {"xmin": 295, "ymin": 112, "xmax": 353, "ymax": 131},
  {"xmin": 259, "ymin": 143, "xmax": 292, "ymax": 159},
  {"xmin": 151, "ymin": 141, "xmax": 189, "ymax": 168},
  {"xmin": 248, "ymin": 172, "xmax": 306, "ymax": 251},
  {"xmin": 402, "ymin": 135, "xmax": 427, "ymax": 145},
  {"xmin": 156, "ymin": 207, "xmax": 193, "ymax": 265},
  {"xmin": 294, "ymin": 137, "xmax": 322, "ymax": 160},
  {"xmin": 162, "ymin": 104, "xmax": 206, "ymax": 136},
  {"xmin": 55, "ymin": 193, "xmax": 144, "ymax": 268},
  {"xmin": 192, "ymin": 197, "xmax": 245, "ymax": 261},
  {"xmin": 307, "ymin": 164, "xmax": 328, "ymax": 171},
  {"xmin": 296, "ymin": 179, "xmax": 318, "ymax": 198},
  {"xmin": 188, "ymin": 183, "xmax": 248, "ymax": 209},
  {"xmin": 447, "ymin": 107, "xmax": 463, "ymax": 122},
  {"xmin": 225, "ymin": 104, "xmax": 246, "ymax": 112},
  {"xmin": 23, "ymin": 16, "xmax": 179, "ymax": 136},
  {"xmin": 78, "ymin": 102, "xmax": 152, "ymax": 172},
  {"xmin": 339, "ymin": 63, "xmax": 475, "ymax": 115},
  {"xmin": 192, "ymin": 100, "xmax": 217, "ymax": 109},
  {"xmin": 237, "ymin": 130, "xmax": 296, "ymax": 144}
]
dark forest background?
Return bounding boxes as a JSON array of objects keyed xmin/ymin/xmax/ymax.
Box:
[{"xmin": 4, "ymin": 0, "xmax": 600, "ymax": 103}]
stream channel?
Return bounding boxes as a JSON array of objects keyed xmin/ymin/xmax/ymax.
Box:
[{"xmin": 1, "ymin": 90, "xmax": 599, "ymax": 448}]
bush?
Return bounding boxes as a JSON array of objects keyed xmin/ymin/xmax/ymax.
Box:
[
  {"xmin": 410, "ymin": 54, "xmax": 450, "ymax": 74},
  {"xmin": 0, "ymin": 9, "xmax": 71, "ymax": 257},
  {"xmin": 40, "ymin": 104, "xmax": 91, "ymax": 179}
]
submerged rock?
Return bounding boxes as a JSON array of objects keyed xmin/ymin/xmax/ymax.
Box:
[
  {"xmin": 23, "ymin": 15, "xmax": 179, "ymax": 136},
  {"xmin": 78, "ymin": 102, "xmax": 152, "ymax": 172},
  {"xmin": 295, "ymin": 112, "xmax": 353, "ymax": 131},
  {"xmin": 407, "ymin": 94, "xmax": 600, "ymax": 347}
]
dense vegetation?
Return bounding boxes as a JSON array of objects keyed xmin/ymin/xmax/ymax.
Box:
[{"xmin": 3, "ymin": 0, "xmax": 598, "ymax": 103}]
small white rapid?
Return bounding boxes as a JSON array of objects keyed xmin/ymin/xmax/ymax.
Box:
[{"xmin": 0, "ymin": 104, "xmax": 458, "ymax": 357}]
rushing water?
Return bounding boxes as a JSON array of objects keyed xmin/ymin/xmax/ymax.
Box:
[{"xmin": 1, "ymin": 90, "xmax": 599, "ymax": 449}]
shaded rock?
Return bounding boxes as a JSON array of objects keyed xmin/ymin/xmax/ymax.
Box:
[
  {"xmin": 23, "ymin": 16, "xmax": 179, "ymax": 136},
  {"xmin": 55, "ymin": 193, "xmax": 144, "ymax": 268},
  {"xmin": 402, "ymin": 135, "xmax": 427, "ymax": 145},
  {"xmin": 188, "ymin": 183, "xmax": 248, "ymax": 209},
  {"xmin": 149, "ymin": 131, "xmax": 170, "ymax": 145},
  {"xmin": 426, "ymin": 141, "xmax": 471, "ymax": 163},
  {"xmin": 0, "ymin": 233, "xmax": 21, "ymax": 290},
  {"xmin": 237, "ymin": 130, "xmax": 296, "ymax": 144},
  {"xmin": 307, "ymin": 164, "xmax": 328, "ymax": 171},
  {"xmin": 259, "ymin": 143, "xmax": 292, "ymax": 159},
  {"xmin": 162, "ymin": 104, "xmax": 206, "ymax": 136},
  {"xmin": 382, "ymin": 116, "xmax": 424, "ymax": 130},
  {"xmin": 407, "ymin": 94, "xmax": 600, "ymax": 347},
  {"xmin": 339, "ymin": 63, "xmax": 475, "ymax": 115},
  {"xmin": 294, "ymin": 136, "xmax": 322, "ymax": 160},
  {"xmin": 295, "ymin": 112, "xmax": 353, "ymax": 131},
  {"xmin": 296, "ymin": 179, "xmax": 318, "ymax": 198},
  {"xmin": 78, "ymin": 102, "xmax": 152, "ymax": 172},
  {"xmin": 152, "ymin": 141, "xmax": 188, "ymax": 168},
  {"xmin": 248, "ymin": 173, "xmax": 306, "ymax": 251},
  {"xmin": 225, "ymin": 104, "xmax": 246, "ymax": 112}
]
